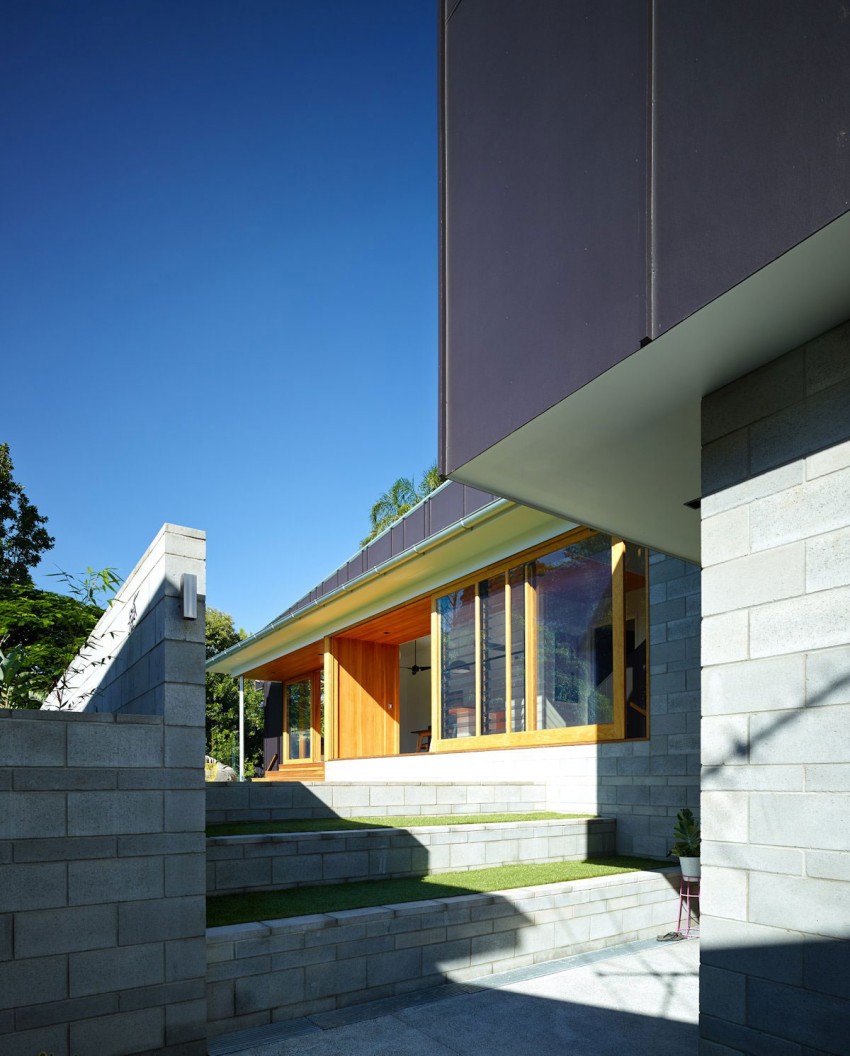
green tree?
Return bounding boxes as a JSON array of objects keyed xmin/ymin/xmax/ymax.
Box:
[
  {"xmin": 0, "ymin": 442, "xmax": 55, "ymax": 585},
  {"xmin": 206, "ymin": 607, "xmax": 264, "ymax": 775},
  {"xmin": 0, "ymin": 445, "xmax": 120, "ymax": 708},
  {"xmin": 361, "ymin": 463, "xmax": 443, "ymax": 547},
  {"xmin": 0, "ymin": 585, "xmax": 102, "ymax": 707}
]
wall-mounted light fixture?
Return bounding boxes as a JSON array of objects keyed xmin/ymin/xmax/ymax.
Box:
[{"xmin": 182, "ymin": 574, "xmax": 198, "ymax": 619}]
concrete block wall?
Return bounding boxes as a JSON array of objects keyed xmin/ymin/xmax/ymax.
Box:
[
  {"xmin": 44, "ymin": 523, "xmax": 205, "ymax": 717},
  {"xmin": 206, "ymin": 780, "xmax": 549, "ymax": 826},
  {"xmin": 699, "ymin": 321, "xmax": 850, "ymax": 1056},
  {"xmin": 206, "ymin": 818, "xmax": 616, "ymax": 896},
  {"xmin": 206, "ymin": 868, "xmax": 679, "ymax": 1036},
  {"xmin": 2, "ymin": 524, "xmax": 207, "ymax": 1056}
]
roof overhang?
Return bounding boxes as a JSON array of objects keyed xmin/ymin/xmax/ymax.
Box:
[
  {"xmin": 446, "ymin": 211, "xmax": 850, "ymax": 564},
  {"xmin": 208, "ymin": 499, "xmax": 575, "ymax": 677}
]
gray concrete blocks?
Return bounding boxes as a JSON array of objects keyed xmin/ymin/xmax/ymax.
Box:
[
  {"xmin": 701, "ymin": 330, "xmax": 850, "ymax": 1056},
  {"xmin": 0, "ymin": 709, "xmax": 67, "ymax": 766},
  {"xmin": 70, "ymin": 943, "xmax": 165, "ymax": 998},
  {"xmin": 119, "ymin": 895, "xmax": 207, "ymax": 946},
  {"xmin": 205, "ymin": 868, "xmax": 679, "ymax": 1035},
  {"xmin": 69, "ymin": 789, "xmax": 164, "ymax": 836},
  {"xmin": 67, "ymin": 721, "xmax": 164, "ymax": 768},
  {"xmin": 206, "ymin": 780, "xmax": 550, "ymax": 826},
  {"xmin": 14, "ymin": 904, "xmax": 118, "ymax": 957},
  {"xmin": 3, "ymin": 522, "xmax": 207, "ymax": 1056},
  {"xmin": 206, "ymin": 818, "xmax": 617, "ymax": 897}
]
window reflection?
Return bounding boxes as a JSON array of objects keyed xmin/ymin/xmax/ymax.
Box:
[
  {"xmin": 435, "ymin": 531, "xmax": 648, "ymax": 744},
  {"xmin": 438, "ymin": 586, "xmax": 476, "ymax": 738},
  {"xmin": 533, "ymin": 534, "xmax": 613, "ymax": 729},
  {"xmin": 480, "ymin": 575, "xmax": 507, "ymax": 734},
  {"xmin": 285, "ymin": 678, "xmax": 312, "ymax": 760}
]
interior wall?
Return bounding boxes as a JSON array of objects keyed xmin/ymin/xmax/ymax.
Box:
[{"xmin": 399, "ymin": 636, "xmax": 432, "ymax": 754}]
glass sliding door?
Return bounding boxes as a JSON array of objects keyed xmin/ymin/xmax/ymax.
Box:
[
  {"xmin": 284, "ymin": 676, "xmax": 313, "ymax": 762},
  {"xmin": 432, "ymin": 527, "xmax": 649, "ymax": 751}
]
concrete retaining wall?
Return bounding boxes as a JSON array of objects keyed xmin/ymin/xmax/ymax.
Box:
[
  {"xmin": 2, "ymin": 524, "xmax": 207, "ymax": 1056},
  {"xmin": 206, "ymin": 868, "xmax": 679, "ymax": 1037},
  {"xmin": 206, "ymin": 817, "xmax": 616, "ymax": 896},
  {"xmin": 206, "ymin": 780, "xmax": 549, "ymax": 826}
]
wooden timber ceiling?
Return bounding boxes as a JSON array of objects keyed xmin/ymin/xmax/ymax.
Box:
[
  {"xmin": 243, "ymin": 640, "xmax": 325, "ymax": 683},
  {"xmin": 338, "ymin": 596, "xmax": 431, "ymax": 646}
]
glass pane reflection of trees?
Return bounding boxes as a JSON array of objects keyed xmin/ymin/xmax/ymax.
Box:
[
  {"xmin": 286, "ymin": 678, "xmax": 312, "ymax": 760},
  {"xmin": 436, "ymin": 532, "xmax": 648, "ymax": 742},
  {"xmin": 533, "ymin": 534, "xmax": 613, "ymax": 729}
]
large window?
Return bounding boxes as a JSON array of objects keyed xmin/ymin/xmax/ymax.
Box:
[{"xmin": 436, "ymin": 530, "xmax": 648, "ymax": 748}]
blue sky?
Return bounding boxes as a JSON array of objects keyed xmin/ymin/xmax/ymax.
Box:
[{"xmin": 2, "ymin": 0, "xmax": 437, "ymax": 632}]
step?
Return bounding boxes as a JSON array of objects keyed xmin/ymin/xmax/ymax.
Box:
[
  {"xmin": 258, "ymin": 763, "xmax": 325, "ymax": 782},
  {"xmin": 206, "ymin": 780, "xmax": 549, "ymax": 827},
  {"xmin": 206, "ymin": 817, "xmax": 615, "ymax": 896},
  {"xmin": 205, "ymin": 867, "xmax": 679, "ymax": 1038}
]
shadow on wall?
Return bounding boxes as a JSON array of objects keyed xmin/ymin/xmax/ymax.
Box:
[
  {"xmin": 700, "ymin": 936, "xmax": 850, "ymax": 1055},
  {"xmin": 206, "ymin": 783, "xmax": 457, "ymax": 898},
  {"xmin": 41, "ymin": 523, "xmax": 206, "ymax": 718},
  {"xmin": 702, "ymin": 665, "xmax": 850, "ymax": 781}
]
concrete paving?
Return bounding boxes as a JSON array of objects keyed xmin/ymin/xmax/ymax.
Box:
[{"xmin": 210, "ymin": 937, "xmax": 699, "ymax": 1056}]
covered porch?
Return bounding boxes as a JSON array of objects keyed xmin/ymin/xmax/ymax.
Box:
[{"xmin": 243, "ymin": 597, "xmax": 433, "ymax": 780}]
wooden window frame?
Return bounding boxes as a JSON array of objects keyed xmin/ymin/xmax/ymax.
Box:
[
  {"xmin": 431, "ymin": 527, "xmax": 647, "ymax": 753},
  {"xmin": 282, "ymin": 670, "xmax": 322, "ymax": 765}
]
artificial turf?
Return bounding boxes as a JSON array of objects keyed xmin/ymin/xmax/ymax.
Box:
[
  {"xmin": 206, "ymin": 856, "xmax": 667, "ymax": 927},
  {"xmin": 206, "ymin": 811, "xmax": 588, "ymax": 837}
]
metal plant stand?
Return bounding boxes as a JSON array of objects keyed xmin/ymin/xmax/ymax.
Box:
[{"xmin": 677, "ymin": 873, "xmax": 700, "ymax": 938}]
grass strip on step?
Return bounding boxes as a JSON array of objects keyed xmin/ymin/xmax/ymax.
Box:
[
  {"xmin": 207, "ymin": 811, "xmax": 588, "ymax": 837},
  {"xmin": 206, "ymin": 856, "xmax": 667, "ymax": 928}
]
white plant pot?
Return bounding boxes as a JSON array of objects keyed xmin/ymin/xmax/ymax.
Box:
[{"xmin": 679, "ymin": 856, "xmax": 700, "ymax": 879}]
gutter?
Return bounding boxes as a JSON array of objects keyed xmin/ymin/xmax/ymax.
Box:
[{"xmin": 207, "ymin": 497, "xmax": 516, "ymax": 673}]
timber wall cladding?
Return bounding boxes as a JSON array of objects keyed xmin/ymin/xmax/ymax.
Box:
[{"xmin": 333, "ymin": 638, "xmax": 399, "ymax": 758}]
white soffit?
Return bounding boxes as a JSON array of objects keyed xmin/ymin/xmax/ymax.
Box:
[{"xmin": 449, "ymin": 211, "xmax": 850, "ymax": 565}]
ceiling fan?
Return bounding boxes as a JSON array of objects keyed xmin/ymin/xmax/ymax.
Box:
[{"xmin": 402, "ymin": 640, "xmax": 431, "ymax": 676}]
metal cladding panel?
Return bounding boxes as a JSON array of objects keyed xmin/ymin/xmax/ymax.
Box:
[
  {"xmin": 441, "ymin": 0, "xmax": 648, "ymax": 474},
  {"xmin": 320, "ymin": 573, "xmax": 338, "ymax": 598},
  {"xmin": 366, "ymin": 531, "xmax": 392, "ymax": 570},
  {"xmin": 403, "ymin": 502, "xmax": 426, "ymax": 549},
  {"xmin": 428, "ymin": 481, "xmax": 466, "ymax": 535},
  {"xmin": 654, "ymin": 0, "xmax": 850, "ymax": 337},
  {"xmin": 347, "ymin": 553, "xmax": 364, "ymax": 581},
  {"xmin": 391, "ymin": 523, "xmax": 405, "ymax": 556},
  {"xmin": 463, "ymin": 486, "xmax": 496, "ymax": 516}
]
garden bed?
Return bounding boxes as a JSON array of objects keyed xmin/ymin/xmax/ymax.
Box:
[
  {"xmin": 206, "ymin": 864, "xmax": 679, "ymax": 1037},
  {"xmin": 207, "ymin": 856, "xmax": 662, "ymax": 926}
]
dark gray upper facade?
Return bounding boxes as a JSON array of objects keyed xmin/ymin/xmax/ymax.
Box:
[{"xmin": 439, "ymin": 0, "xmax": 850, "ymax": 488}]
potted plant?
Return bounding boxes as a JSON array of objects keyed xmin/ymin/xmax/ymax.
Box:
[{"xmin": 669, "ymin": 807, "xmax": 701, "ymax": 878}]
